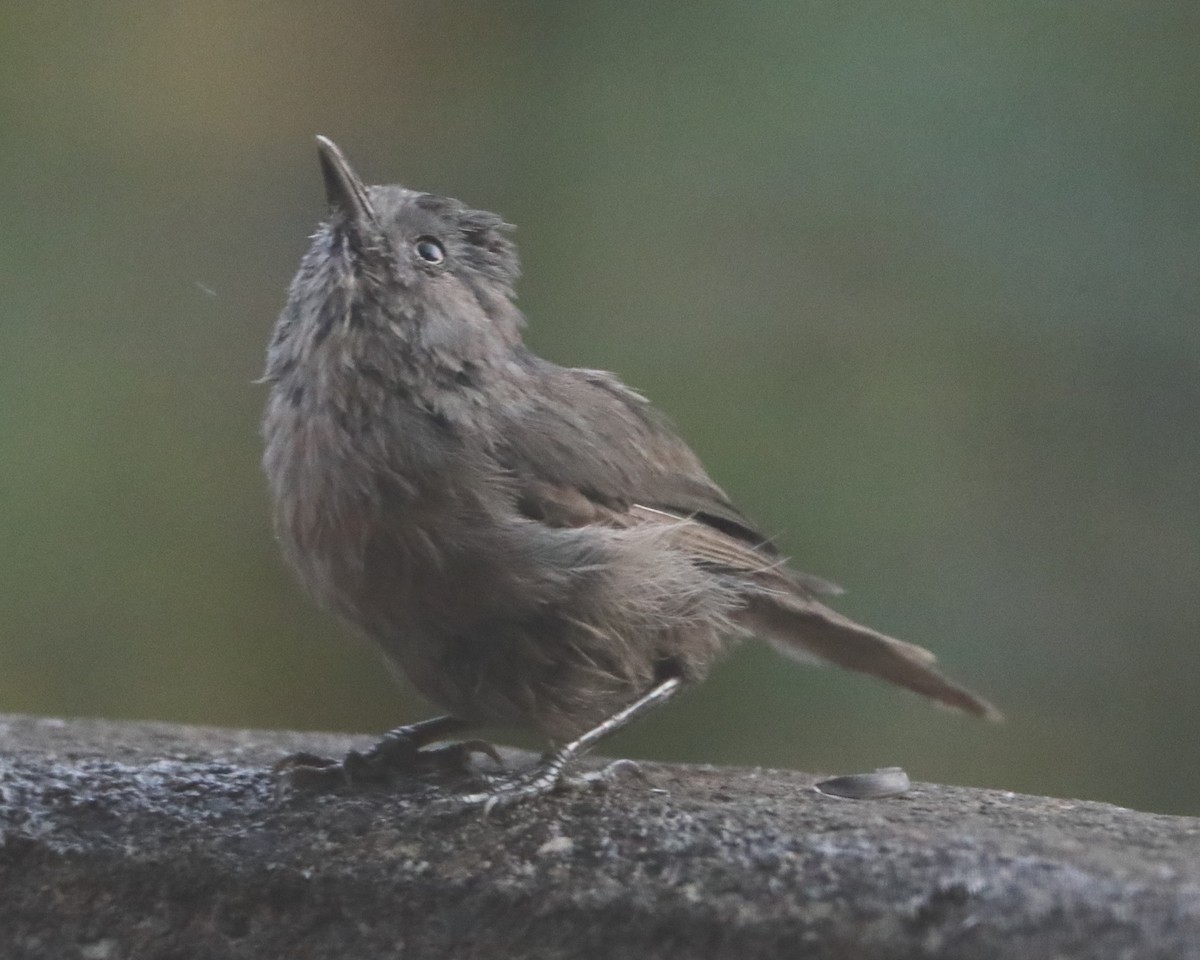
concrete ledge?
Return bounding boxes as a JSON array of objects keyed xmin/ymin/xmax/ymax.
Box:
[{"xmin": 1, "ymin": 713, "xmax": 1198, "ymax": 959}]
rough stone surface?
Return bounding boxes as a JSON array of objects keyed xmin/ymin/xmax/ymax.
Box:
[{"xmin": 1, "ymin": 713, "xmax": 1198, "ymax": 959}]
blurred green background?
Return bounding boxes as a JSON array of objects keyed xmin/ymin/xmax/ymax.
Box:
[{"xmin": 2, "ymin": 2, "xmax": 1198, "ymax": 815}]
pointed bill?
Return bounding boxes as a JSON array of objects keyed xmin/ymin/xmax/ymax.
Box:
[{"xmin": 315, "ymin": 135, "xmax": 375, "ymax": 229}]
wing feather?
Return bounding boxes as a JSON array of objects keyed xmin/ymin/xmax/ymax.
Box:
[{"xmin": 489, "ymin": 361, "xmax": 840, "ymax": 594}]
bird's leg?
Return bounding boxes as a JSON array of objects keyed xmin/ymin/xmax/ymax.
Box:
[
  {"xmin": 451, "ymin": 675, "xmax": 684, "ymax": 810},
  {"xmin": 356, "ymin": 715, "xmax": 477, "ymax": 767},
  {"xmin": 277, "ymin": 714, "xmax": 501, "ymax": 790}
]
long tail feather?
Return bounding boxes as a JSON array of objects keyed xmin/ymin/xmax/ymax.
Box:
[{"xmin": 741, "ymin": 596, "xmax": 1001, "ymax": 720}]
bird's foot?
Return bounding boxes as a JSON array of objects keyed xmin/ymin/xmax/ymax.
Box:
[
  {"xmin": 275, "ymin": 729, "xmax": 502, "ymax": 793},
  {"xmin": 447, "ymin": 755, "xmax": 644, "ymax": 813}
]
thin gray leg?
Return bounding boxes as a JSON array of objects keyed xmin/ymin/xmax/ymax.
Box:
[
  {"xmin": 452, "ymin": 675, "xmax": 684, "ymax": 809},
  {"xmin": 365, "ymin": 715, "xmax": 473, "ymax": 760},
  {"xmin": 277, "ymin": 714, "xmax": 480, "ymax": 790}
]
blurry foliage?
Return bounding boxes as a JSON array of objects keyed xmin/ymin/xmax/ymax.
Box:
[{"xmin": 1, "ymin": 2, "xmax": 1198, "ymax": 814}]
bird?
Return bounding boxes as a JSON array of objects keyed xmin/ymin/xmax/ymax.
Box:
[{"xmin": 260, "ymin": 137, "xmax": 999, "ymax": 805}]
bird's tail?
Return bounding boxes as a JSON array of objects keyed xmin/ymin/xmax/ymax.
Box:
[{"xmin": 740, "ymin": 595, "xmax": 1001, "ymax": 720}]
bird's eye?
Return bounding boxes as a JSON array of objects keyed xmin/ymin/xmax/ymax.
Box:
[{"xmin": 414, "ymin": 237, "xmax": 446, "ymax": 264}]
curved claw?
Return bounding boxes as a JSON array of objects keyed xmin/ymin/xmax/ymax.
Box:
[
  {"xmin": 273, "ymin": 751, "xmax": 351, "ymax": 792},
  {"xmin": 447, "ymin": 755, "xmax": 641, "ymax": 813},
  {"xmin": 272, "ymin": 751, "xmax": 339, "ymax": 774},
  {"xmin": 274, "ymin": 735, "xmax": 505, "ymax": 794},
  {"xmin": 437, "ymin": 739, "xmax": 505, "ymax": 771},
  {"xmin": 581, "ymin": 758, "xmax": 645, "ymax": 787}
]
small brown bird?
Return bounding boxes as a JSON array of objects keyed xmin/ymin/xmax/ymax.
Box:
[{"xmin": 262, "ymin": 137, "xmax": 998, "ymax": 803}]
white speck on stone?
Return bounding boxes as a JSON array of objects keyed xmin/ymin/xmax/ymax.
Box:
[
  {"xmin": 537, "ymin": 836, "xmax": 575, "ymax": 856},
  {"xmin": 80, "ymin": 939, "xmax": 117, "ymax": 960}
]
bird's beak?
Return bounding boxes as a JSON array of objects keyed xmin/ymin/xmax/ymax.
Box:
[{"xmin": 315, "ymin": 136, "xmax": 375, "ymax": 230}]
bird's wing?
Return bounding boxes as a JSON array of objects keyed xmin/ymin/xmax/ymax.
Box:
[
  {"xmin": 489, "ymin": 364, "xmax": 841, "ymax": 595},
  {"xmin": 489, "ymin": 362, "xmax": 998, "ymax": 720}
]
